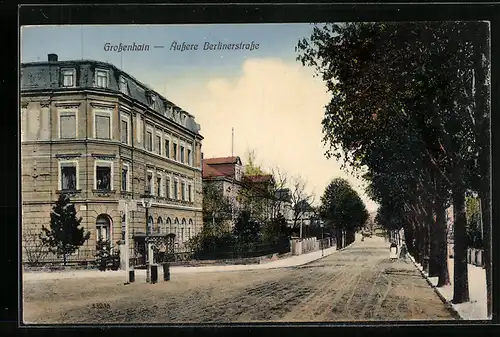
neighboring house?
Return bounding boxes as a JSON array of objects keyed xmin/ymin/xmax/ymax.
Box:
[
  {"xmin": 21, "ymin": 53, "xmax": 204, "ymax": 263},
  {"xmin": 240, "ymin": 174, "xmax": 276, "ymax": 222},
  {"xmin": 274, "ymin": 188, "xmax": 293, "ymax": 226},
  {"xmin": 202, "ymin": 156, "xmax": 243, "ymax": 228}
]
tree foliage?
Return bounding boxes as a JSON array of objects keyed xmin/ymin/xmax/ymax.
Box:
[
  {"xmin": 297, "ymin": 21, "xmax": 491, "ymax": 307},
  {"xmin": 40, "ymin": 194, "xmax": 90, "ymax": 266}
]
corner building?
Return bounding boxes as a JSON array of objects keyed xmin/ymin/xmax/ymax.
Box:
[{"xmin": 21, "ymin": 54, "xmax": 204, "ymax": 262}]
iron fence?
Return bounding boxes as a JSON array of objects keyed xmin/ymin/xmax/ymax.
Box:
[
  {"xmin": 22, "ymin": 246, "xmax": 97, "ymax": 267},
  {"xmin": 191, "ymin": 240, "xmax": 291, "ymax": 261}
]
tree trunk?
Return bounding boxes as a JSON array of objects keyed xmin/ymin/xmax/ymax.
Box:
[
  {"xmin": 452, "ymin": 178, "xmax": 470, "ymax": 304},
  {"xmin": 63, "ymin": 253, "xmax": 67, "ymax": 266},
  {"xmin": 435, "ymin": 197, "xmax": 450, "ymax": 287},
  {"xmin": 473, "ymin": 24, "xmax": 492, "ymax": 317},
  {"xmin": 428, "ymin": 206, "xmax": 440, "ymax": 277},
  {"xmin": 336, "ymin": 227, "xmax": 343, "ymax": 250}
]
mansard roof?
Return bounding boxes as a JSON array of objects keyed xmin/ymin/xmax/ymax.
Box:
[{"xmin": 20, "ymin": 56, "xmax": 201, "ymax": 135}]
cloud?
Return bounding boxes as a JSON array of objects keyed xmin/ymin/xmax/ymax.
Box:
[{"xmin": 153, "ymin": 58, "xmax": 379, "ymax": 213}]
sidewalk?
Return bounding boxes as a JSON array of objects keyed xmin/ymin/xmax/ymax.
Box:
[
  {"xmin": 23, "ymin": 244, "xmax": 340, "ymax": 281},
  {"xmin": 409, "ymin": 255, "xmax": 487, "ymax": 320}
]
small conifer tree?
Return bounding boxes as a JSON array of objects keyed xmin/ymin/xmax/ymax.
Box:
[{"xmin": 40, "ymin": 194, "xmax": 90, "ymax": 266}]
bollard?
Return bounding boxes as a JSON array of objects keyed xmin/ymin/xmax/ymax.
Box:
[
  {"xmin": 129, "ymin": 270, "xmax": 135, "ymax": 283},
  {"xmin": 150, "ymin": 265, "xmax": 158, "ymax": 284},
  {"xmin": 163, "ymin": 263, "xmax": 170, "ymax": 281}
]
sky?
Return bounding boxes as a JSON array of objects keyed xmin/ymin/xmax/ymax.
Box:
[{"xmin": 21, "ymin": 24, "xmax": 379, "ymax": 213}]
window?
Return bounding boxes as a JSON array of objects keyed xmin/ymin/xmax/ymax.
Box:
[
  {"xmin": 174, "ymin": 180, "xmax": 178, "ymax": 199},
  {"xmin": 180, "ymin": 145, "xmax": 185, "ymax": 163},
  {"xmin": 121, "ymin": 164, "xmax": 129, "ymax": 192},
  {"xmin": 155, "ymin": 135, "xmax": 161, "ymax": 155},
  {"xmin": 94, "ymin": 111, "xmax": 112, "ymax": 140},
  {"xmin": 188, "ymin": 184, "xmax": 192, "ymax": 202},
  {"xmin": 96, "ymin": 215, "xmax": 110, "ymax": 242},
  {"xmin": 187, "ymin": 148, "xmax": 192, "ymax": 166},
  {"xmin": 96, "ymin": 165, "xmax": 111, "ymax": 191},
  {"xmin": 188, "ymin": 227, "xmax": 191, "ymax": 240},
  {"xmin": 165, "ymin": 138, "xmax": 170, "ymax": 157},
  {"xmin": 62, "ymin": 69, "xmax": 75, "ymax": 87},
  {"xmin": 181, "ymin": 182, "xmax": 186, "ymax": 201},
  {"xmin": 150, "ymin": 95, "xmax": 156, "ymax": 109},
  {"xmin": 119, "ymin": 76, "xmax": 128, "ymax": 94},
  {"xmin": 165, "ymin": 177, "xmax": 171, "ymax": 198},
  {"xmin": 173, "ymin": 142, "xmax": 178, "ymax": 160},
  {"xmin": 95, "ymin": 69, "xmax": 108, "ymax": 88},
  {"xmin": 146, "ymin": 172, "xmax": 153, "ymax": 194},
  {"xmin": 120, "ymin": 116, "xmax": 130, "ymax": 144},
  {"xmin": 181, "ymin": 228, "xmax": 184, "ymax": 242},
  {"xmin": 60, "ymin": 162, "xmax": 77, "ymax": 190},
  {"xmin": 156, "ymin": 175, "xmax": 162, "ymax": 196},
  {"xmin": 59, "ymin": 111, "xmax": 77, "ymax": 139},
  {"xmin": 146, "ymin": 130, "xmax": 153, "ymax": 151}
]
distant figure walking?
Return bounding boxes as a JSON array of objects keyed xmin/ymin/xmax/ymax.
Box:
[
  {"xmin": 399, "ymin": 243, "xmax": 408, "ymax": 263},
  {"xmin": 389, "ymin": 241, "xmax": 398, "ymax": 260}
]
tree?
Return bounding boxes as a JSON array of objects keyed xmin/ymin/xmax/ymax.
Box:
[
  {"xmin": 289, "ymin": 175, "xmax": 315, "ymax": 231},
  {"xmin": 40, "ymin": 194, "xmax": 90, "ymax": 266},
  {"xmin": 297, "ymin": 21, "xmax": 490, "ymax": 305},
  {"xmin": 202, "ymin": 182, "xmax": 233, "ymax": 234},
  {"xmin": 233, "ymin": 210, "xmax": 262, "ymax": 248},
  {"xmin": 244, "ymin": 149, "xmax": 266, "ymax": 176},
  {"xmin": 23, "ymin": 226, "xmax": 50, "ymax": 266},
  {"xmin": 319, "ymin": 178, "xmax": 368, "ymax": 249}
]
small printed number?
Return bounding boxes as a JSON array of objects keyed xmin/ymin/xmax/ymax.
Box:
[{"xmin": 91, "ymin": 303, "xmax": 110, "ymax": 309}]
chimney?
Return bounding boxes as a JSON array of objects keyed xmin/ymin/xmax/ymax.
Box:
[{"xmin": 48, "ymin": 54, "xmax": 58, "ymax": 62}]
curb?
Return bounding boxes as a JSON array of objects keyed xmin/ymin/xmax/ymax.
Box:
[{"xmin": 408, "ymin": 254, "xmax": 463, "ymax": 320}]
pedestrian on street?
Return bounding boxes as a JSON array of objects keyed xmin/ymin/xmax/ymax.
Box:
[
  {"xmin": 389, "ymin": 241, "xmax": 398, "ymax": 260},
  {"xmin": 399, "ymin": 243, "xmax": 408, "ymax": 263}
]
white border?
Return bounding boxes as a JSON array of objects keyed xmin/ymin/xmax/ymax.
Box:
[
  {"xmin": 122, "ymin": 162, "xmax": 130, "ymax": 192},
  {"xmin": 57, "ymin": 107, "xmax": 79, "ymax": 139},
  {"xmin": 146, "ymin": 169, "xmax": 154, "ymax": 194},
  {"xmin": 95, "ymin": 68, "xmax": 109, "ymax": 88},
  {"xmin": 155, "ymin": 130, "xmax": 163, "ymax": 155},
  {"xmin": 61, "ymin": 68, "xmax": 76, "ymax": 88},
  {"xmin": 93, "ymin": 109, "xmax": 113, "ymax": 140},
  {"xmin": 94, "ymin": 159, "xmax": 114, "ymax": 190},
  {"xmin": 145, "ymin": 126, "xmax": 154, "ymax": 152},
  {"xmin": 120, "ymin": 113, "xmax": 131, "ymax": 145},
  {"xmin": 58, "ymin": 159, "xmax": 80, "ymax": 190}
]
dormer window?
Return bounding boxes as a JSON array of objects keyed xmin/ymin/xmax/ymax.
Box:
[
  {"xmin": 95, "ymin": 69, "xmax": 108, "ymax": 88},
  {"xmin": 149, "ymin": 95, "xmax": 156, "ymax": 109},
  {"xmin": 61, "ymin": 69, "xmax": 75, "ymax": 87},
  {"xmin": 119, "ymin": 76, "xmax": 128, "ymax": 94}
]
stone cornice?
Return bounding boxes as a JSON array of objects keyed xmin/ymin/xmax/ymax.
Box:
[
  {"xmin": 55, "ymin": 153, "xmax": 82, "ymax": 159},
  {"xmin": 92, "ymin": 153, "xmax": 116, "ymax": 160},
  {"xmin": 90, "ymin": 101, "xmax": 116, "ymax": 110},
  {"xmin": 54, "ymin": 101, "xmax": 81, "ymax": 108}
]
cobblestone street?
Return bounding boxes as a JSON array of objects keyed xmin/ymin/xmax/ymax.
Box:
[{"xmin": 23, "ymin": 237, "xmax": 456, "ymax": 323}]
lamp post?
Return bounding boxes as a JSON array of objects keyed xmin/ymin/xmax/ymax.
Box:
[
  {"xmin": 320, "ymin": 221, "xmax": 324, "ymax": 257},
  {"xmin": 141, "ymin": 192, "xmax": 154, "ymax": 283}
]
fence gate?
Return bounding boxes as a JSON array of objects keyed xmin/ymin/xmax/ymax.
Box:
[{"xmin": 150, "ymin": 233, "xmax": 176, "ymax": 264}]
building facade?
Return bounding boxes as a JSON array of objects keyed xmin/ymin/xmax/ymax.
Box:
[
  {"xmin": 21, "ymin": 54, "xmax": 204, "ymax": 262},
  {"xmin": 202, "ymin": 156, "xmax": 243, "ymax": 228}
]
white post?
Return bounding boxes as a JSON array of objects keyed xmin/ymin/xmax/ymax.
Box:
[{"xmin": 125, "ymin": 201, "xmax": 130, "ymax": 283}]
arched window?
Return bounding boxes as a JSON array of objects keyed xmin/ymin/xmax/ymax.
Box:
[
  {"xmin": 166, "ymin": 217, "xmax": 172, "ymax": 235},
  {"xmin": 157, "ymin": 217, "xmax": 163, "ymax": 234},
  {"xmin": 148, "ymin": 215, "xmax": 154, "ymax": 234},
  {"xmin": 96, "ymin": 214, "xmax": 111, "ymax": 242},
  {"xmin": 188, "ymin": 219, "xmax": 193, "ymax": 240},
  {"xmin": 181, "ymin": 218, "xmax": 186, "ymax": 242},
  {"xmin": 174, "ymin": 218, "xmax": 179, "ymax": 241}
]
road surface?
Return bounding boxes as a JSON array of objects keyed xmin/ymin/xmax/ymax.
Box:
[{"xmin": 23, "ymin": 236, "xmax": 455, "ymax": 323}]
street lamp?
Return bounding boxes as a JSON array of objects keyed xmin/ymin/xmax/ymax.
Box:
[
  {"xmin": 320, "ymin": 221, "xmax": 324, "ymax": 257},
  {"xmin": 141, "ymin": 192, "xmax": 154, "ymax": 282}
]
